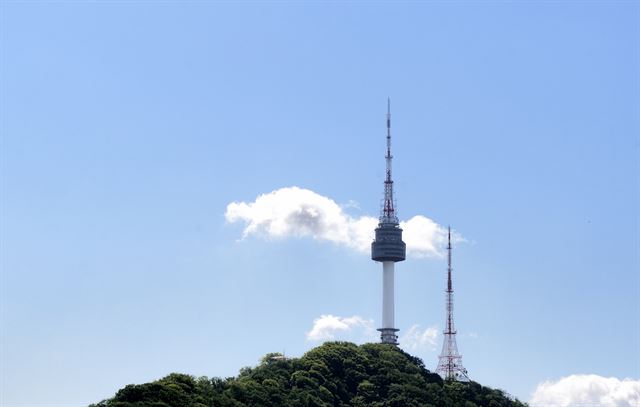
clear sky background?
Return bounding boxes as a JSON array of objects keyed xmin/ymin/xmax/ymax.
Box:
[{"xmin": 1, "ymin": 1, "xmax": 639, "ymax": 406}]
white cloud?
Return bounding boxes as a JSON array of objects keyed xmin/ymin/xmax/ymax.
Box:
[
  {"xmin": 306, "ymin": 314, "xmax": 376, "ymax": 342},
  {"xmin": 400, "ymin": 216, "xmax": 449, "ymax": 258},
  {"xmin": 399, "ymin": 324, "xmax": 439, "ymax": 352},
  {"xmin": 225, "ymin": 186, "xmax": 458, "ymax": 258},
  {"xmin": 530, "ymin": 374, "xmax": 640, "ymax": 407}
]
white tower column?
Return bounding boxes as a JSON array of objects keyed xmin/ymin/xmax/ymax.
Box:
[{"xmin": 382, "ymin": 261, "xmax": 395, "ymax": 329}]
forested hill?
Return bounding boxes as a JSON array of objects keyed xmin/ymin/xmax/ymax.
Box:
[{"xmin": 90, "ymin": 342, "xmax": 527, "ymax": 407}]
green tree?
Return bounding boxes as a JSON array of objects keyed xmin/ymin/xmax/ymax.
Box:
[{"xmin": 90, "ymin": 342, "xmax": 528, "ymax": 407}]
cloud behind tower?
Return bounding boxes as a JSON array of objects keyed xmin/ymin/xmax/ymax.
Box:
[{"xmin": 225, "ymin": 186, "xmax": 456, "ymax": 258}]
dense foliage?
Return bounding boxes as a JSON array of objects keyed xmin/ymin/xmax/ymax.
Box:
[{"xmin": 90, "ymin": 342, "xmax": 527, "ymax": 407}]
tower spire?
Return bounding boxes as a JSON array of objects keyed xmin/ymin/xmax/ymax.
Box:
[
  {"xmin": 447, "ymin": 227, "xmax": 453, "ymax": 294},
  {"xmin": 436, "ymin": 227, "xmax": 469, "ymax": 381},
  {"xmin": 382, "ymin": 97, "xmax": 397, "ymax": 224}
]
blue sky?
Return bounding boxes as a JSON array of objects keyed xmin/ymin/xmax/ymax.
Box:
[{"xmin": 1, "ymin": 1, "xmax": 638, "ymax": 406}]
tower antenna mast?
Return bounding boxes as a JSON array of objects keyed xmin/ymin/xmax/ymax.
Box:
[
  {"xmin": 383, "ymin": 98, "xmax": 396, "ymax": 223},
  {"xmin": 436, "ymin": 227, "xmax": 469, "ymax": 380}
]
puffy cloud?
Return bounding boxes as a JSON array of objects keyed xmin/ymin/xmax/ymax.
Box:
[
  {"xmin": 306, "ymin": 315, "xmax": 376, "ymax": 342},
  {"xmin": 225, "ymin": 186, "xmax": 457, "ymax": 258},
  {"xmin": 399, "ymin": 324, "xmax": 439, "ymax": 352},
  {"xmin": 530, "ymin": 374, "xmax": 640, "ymax": 407},
  {"xmin": 400, "ymin": 216, "xmax": 449, "ymax": 258}
]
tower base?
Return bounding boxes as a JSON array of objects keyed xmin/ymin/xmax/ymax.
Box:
[
  {"xmin": 378, "ymin": 328, "xmax": 399, "ymax": 345},
  {"xmin": 436, "ymin": 355, "xmax": 470, "ymax": 382}
]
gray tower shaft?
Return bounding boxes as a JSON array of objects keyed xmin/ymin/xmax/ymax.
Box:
[
  {"xmin": 436, "ymin": 227, "xmax": 469, "ymax": 381},
  {"xmin": 371, "ymin": 100, "xmax": 406, "ymax": 345}
]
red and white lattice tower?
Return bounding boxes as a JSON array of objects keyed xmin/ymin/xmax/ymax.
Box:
[{"xmin": 435, "ymin": 227, "xmax": 470, "ymax": 381}]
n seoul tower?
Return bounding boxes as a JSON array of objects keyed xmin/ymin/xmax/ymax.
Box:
[{"xmin": 371, "ymin": 99, "xmax": 406, "ymax": 345}]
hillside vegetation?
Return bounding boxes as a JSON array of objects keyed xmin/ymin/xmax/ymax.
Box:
[{"xmin": 90, "ymin": 342, "xmax": 527, "ymax": 407}]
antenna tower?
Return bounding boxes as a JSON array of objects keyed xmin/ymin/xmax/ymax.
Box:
[
  {"xmin": 371, "ymin": 99, "xmax": 406, "ymax": 345},
  {"xmin": 435, "ymin": 227, "xmax": 470, "ymax": 381}
]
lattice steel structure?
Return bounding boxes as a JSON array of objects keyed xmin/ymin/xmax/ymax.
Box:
[
  {"xmin": 435, "ymin": 227, "xmax": 470, "ymax": 381},
  {"xmin": 371, "ymin": 99, "xmax": 406, "ymax": 345}
]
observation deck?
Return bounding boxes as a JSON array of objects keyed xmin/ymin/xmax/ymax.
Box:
[{"xmin": 371, "ymin": 223, "xmax": 406, "ymax": 262}]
